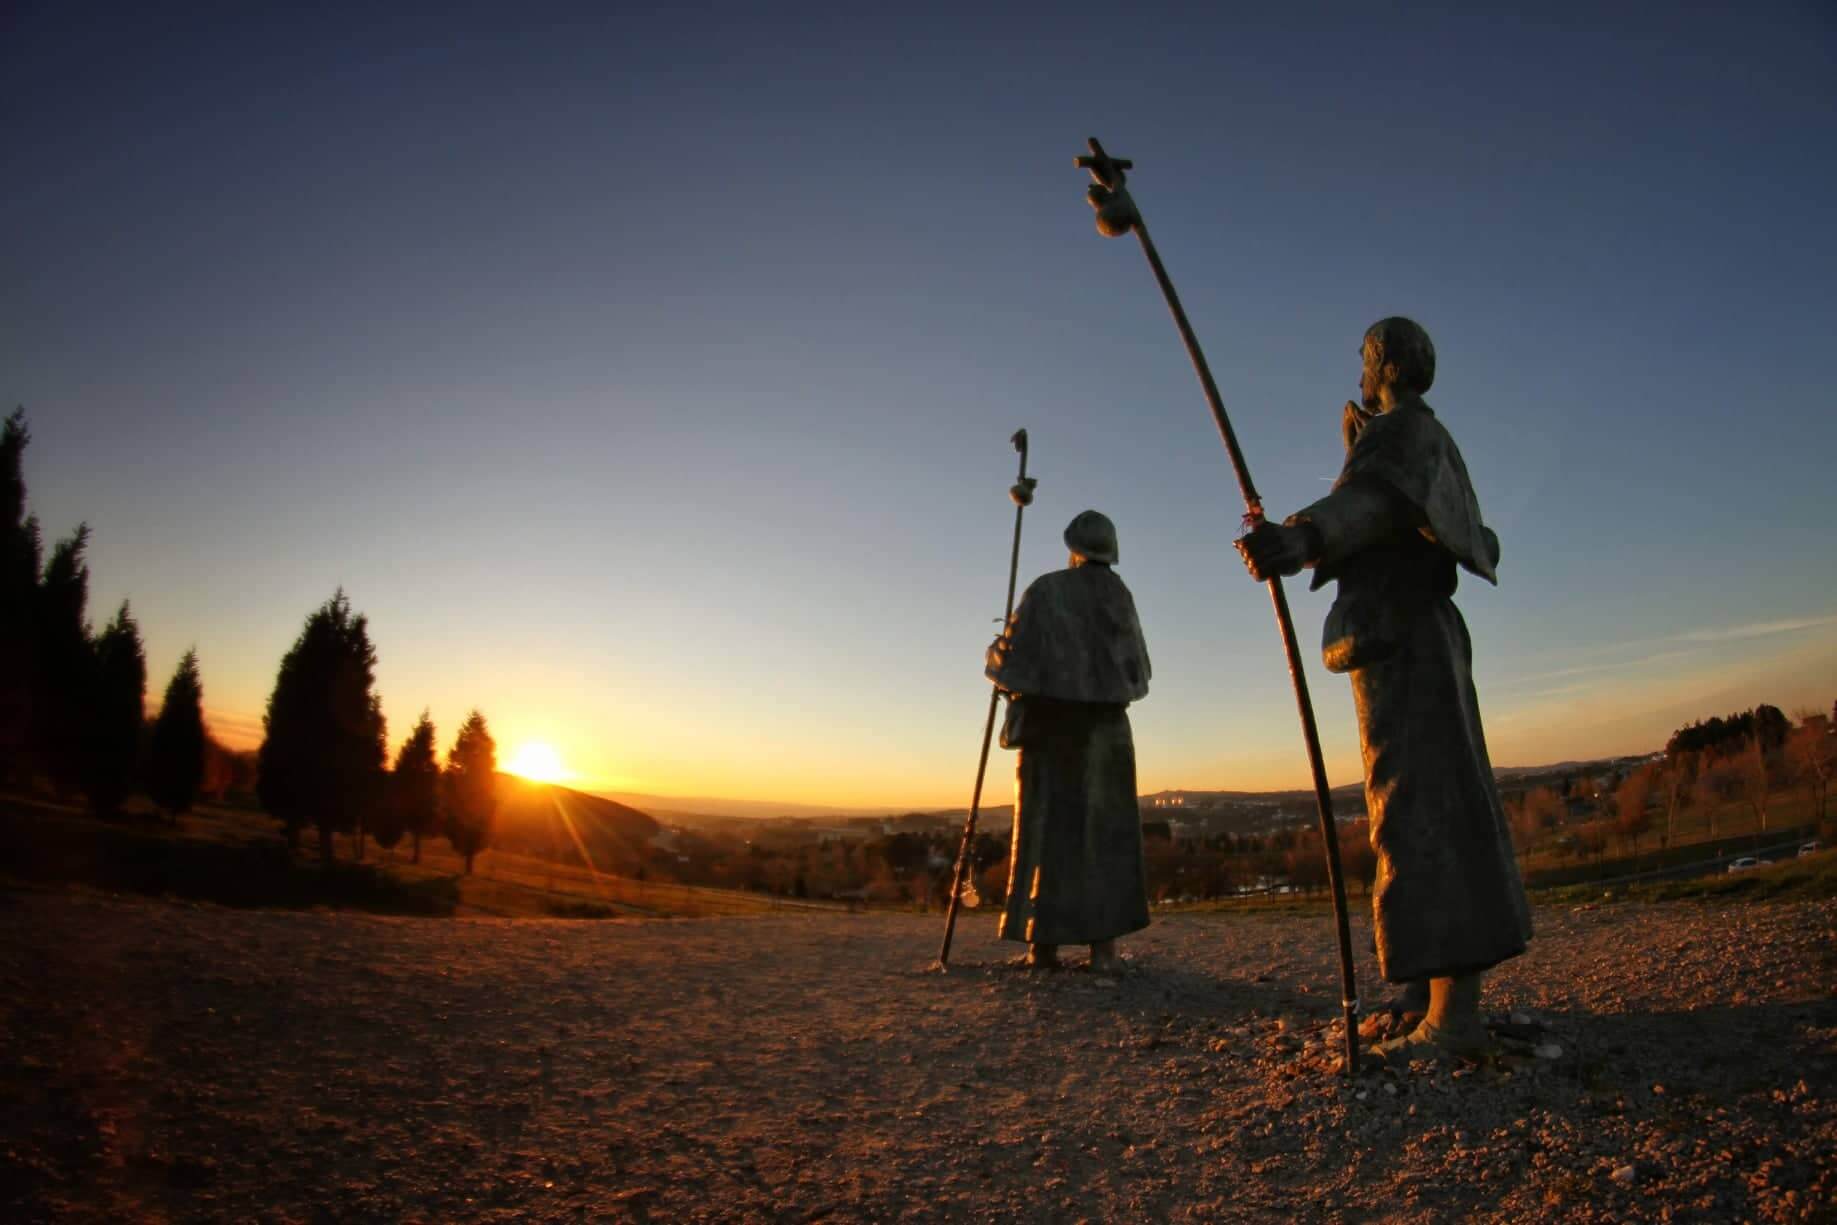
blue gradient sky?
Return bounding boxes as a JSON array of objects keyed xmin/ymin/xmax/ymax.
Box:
[{"xmin": 5, "ymin": 2, "xmax": 1834, "ymax": 806}]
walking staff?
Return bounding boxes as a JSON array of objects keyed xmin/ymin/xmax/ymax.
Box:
[
  {"xmin": 936, "ymin": 429, "xmax": 1037, "ymax": 968},
  {"xmin": 1074, "ymin": 138, "xmax": 1362, "ymax": 1075}
]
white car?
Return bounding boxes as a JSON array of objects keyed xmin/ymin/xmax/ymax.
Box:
[
  {"xmin": 1726, "ymin": 857, "xmax": 1760, "ymax": 874},
  {"xmin": 1800, "ymin": 840, "xmax": 1824, "ymax": 858}
]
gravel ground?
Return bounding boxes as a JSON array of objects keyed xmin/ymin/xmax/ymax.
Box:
[{"xmin": 1, "ymin": 887, "xmax": 1832, "ymax": 1223}]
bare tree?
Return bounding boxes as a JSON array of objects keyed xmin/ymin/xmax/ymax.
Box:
[
  {"xmin": 1740, "ymin": 736, "xmax": 1773, "ymax": 837},
  {"xmin": 1614, "ymin": 766, "xmax": 1656, "ymax": 863},
  {"xmin": 1787, "ymin": 714, "xmax": 1832, "ymax": 825},
  {"xmin": 1658, "ymin": 750, "xmax": 1696, "ymax": 849},
  {"xmin": 1698, "ymin": 757, "xmax": 1742, "ymax": 839},
  {"xmin": 1515, "ymin": 785, "xmax": 1565, "ymax": 854}
]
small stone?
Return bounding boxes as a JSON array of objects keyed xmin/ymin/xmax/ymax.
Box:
[
  {"xmin": 1534, "ymin": 1043, "xmax": 1563, "ymax": 1060},
  {"xmin": 1510, "ymin": 1011, "xmax": 1534, "ymax": 1027},
  {"xmin": 1611, "ymin": 1164, "xmax": 1636, "ymax": 1186},
  {"xmin": 1383, "ymin": 1083, "xmax": 1399, "ymax": 1096}
]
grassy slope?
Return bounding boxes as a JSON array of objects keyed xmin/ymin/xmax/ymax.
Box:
[{"xmin": 0, "ymin": 794, "xmax": 840, "ymax": 920}]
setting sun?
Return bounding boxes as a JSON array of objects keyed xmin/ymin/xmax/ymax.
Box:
[{"xmin": 504, "ymin": 742, "xmax": 568, "ymax": 784}]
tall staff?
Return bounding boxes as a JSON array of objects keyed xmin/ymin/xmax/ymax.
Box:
[
  {"xmin": 936, "ymin": 429, "xmax": 1036, "ymax": 968},
  {"xmin": 1075, "ymin": 137, "xmax": 1361, "ymax": 1075}
]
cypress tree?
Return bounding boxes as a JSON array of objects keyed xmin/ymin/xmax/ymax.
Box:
[
  {"xmin": 444, "ymin": 710, "xmax": 497, "ymax": 875},
  {"xmin": 257, "ymin": 591, "xmax": 387, "ymax": 861},
  {"xmin": 34, "ymin": 526, "xmax": 94, "ymax": 796},
  {"xmin": 86, "ymin": 602, "xmax": 146, "ymax": 818},
  {"xmin": 1, "ymin": 411, "xmax": 43, "ymax": 785},
  {"xmin": 148, "ymin": 649, "xmax": 207, "ymax": 821},
  {"xmin": 390, "ymin": 712, "xmax": 440, "ymax": 863}
]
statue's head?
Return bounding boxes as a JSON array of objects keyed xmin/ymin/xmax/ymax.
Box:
[
  {"xmin": 1361, "ymin": 316, "xmax": 1435, "ymax": 410},
  {"xmin": 1064, "ymin": 509, "xmax": 1119, "ymax": 567}
]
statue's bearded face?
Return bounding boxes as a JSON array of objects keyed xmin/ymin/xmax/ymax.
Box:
[{"xmin": 1359, "ymin": 337, "xmax": 1387, "ymax": 412}]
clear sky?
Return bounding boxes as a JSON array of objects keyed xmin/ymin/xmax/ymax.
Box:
[{"xmin": 5, "ymin": 2, "xmax": 1835, "ymax": 809}]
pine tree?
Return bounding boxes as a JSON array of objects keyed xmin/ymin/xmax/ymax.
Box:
[
  {"xmin": 391, "ymin": 712, "xmax": 440, "ymax": 863},
  {"xmin": 0, "ymin": 410, "xmax": 41, "ymax": 785},
  {"xmin": 257, "ymin": 591, "xmax": 387, "ymax": 862},
  {"xmin": 148, "ymin": 649, "xmax": 207, "ymax": 821},
  {"xmin": 444, "ymin": 710, "xmax": 497, "ymax": 875},
  {"xmin": 86, "ymin": 602, "xmax": 146, "ymax": 818},
  {"xmin": 34, "ymin": 526, "xmax": 94, "ymax": 795}
]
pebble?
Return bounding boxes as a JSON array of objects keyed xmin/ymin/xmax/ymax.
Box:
[
  {"xmin": 1611, "ymin": 1164, "xmax": 1637, "ymax": 1186},
  {"xmin": 1534, "ymin": 1043, "xmax": 1564, "ymax": 1060}
]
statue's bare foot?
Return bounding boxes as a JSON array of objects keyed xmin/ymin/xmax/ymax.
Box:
[
  {"xmin": 1371, "ymin": 973, "xmax": 1491, "ymax": 1065},
  {"xmin": 1370, "ymin": 1016, "xmax": 1493, "ymax": 1065},
  {"xmin": 1361, "ymin": 979, "xmax": 1430, "ymax": 1040},
  {"xmin": 1088, "ymin": 940, "xmax": 1123, "ymax": 975},
  {"xmin": 1026, "ymin": 943, "xmax": 1061, "ymax": 969}
]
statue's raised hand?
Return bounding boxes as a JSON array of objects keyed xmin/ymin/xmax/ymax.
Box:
[{"xmin": 1342, "ymin": 399, "xmax": 1374, "ymax": 452}]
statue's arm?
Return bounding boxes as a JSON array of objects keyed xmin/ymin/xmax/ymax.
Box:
[
  {"xmin": 985, "ymin": 582, "xmax": 1039, "ymax": 691},
  {"xmin": 985, "ymin": 630, "xmax": 1015, "ymax": 688},
  {"xmin": 1286, "ymin": 476, "xmax": 1407, "ymax": 573}
]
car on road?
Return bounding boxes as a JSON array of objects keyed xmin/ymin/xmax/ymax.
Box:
[
  {"xmin": 1726, "ymin": 857, "xmax": 1761, "ymax": 873},
  {"xmin": 1801, "ymin": 840, "xmax": 1825, "ymax": 857}
]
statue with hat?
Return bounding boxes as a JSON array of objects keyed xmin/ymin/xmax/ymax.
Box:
[{"xmin": 984, "ymin": 509, "xmax": 1152, "ymax": 972}]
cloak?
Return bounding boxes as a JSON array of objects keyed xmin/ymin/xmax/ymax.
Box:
[
  {"xmin": 1310, "ymin": 399, "xmax": 1498, "ymax": 590},
  {"xmin": 985, "ymin": 565, "xmax": 1150, "ymax": 703}
]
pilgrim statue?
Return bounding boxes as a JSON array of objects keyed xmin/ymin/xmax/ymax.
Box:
[
  {"xmin": 1236, "ymin": 317, "xmax": 1532, "ymax": 1060},
  {"xmin": 984, "ymin": 510, "xmax": 1152, "ymax": 972}
]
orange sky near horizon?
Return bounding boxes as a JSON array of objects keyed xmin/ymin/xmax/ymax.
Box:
[{"xmin": 190, "ymin": 616, "xmax": 1837, "ymax": 811}]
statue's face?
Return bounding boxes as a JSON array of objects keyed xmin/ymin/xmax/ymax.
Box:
[{"xmin": 1359, "ymin": 336, "xmax": 1387, "ymax": 411}]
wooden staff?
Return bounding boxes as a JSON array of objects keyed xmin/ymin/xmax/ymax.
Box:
[
  {"xmin": 936, "ymin": 429, "xmax": 1035, "ymax": 968},
  {"xmin": 1075, "ymin": 137, "xmax": 1361, "ymax": 1075}
]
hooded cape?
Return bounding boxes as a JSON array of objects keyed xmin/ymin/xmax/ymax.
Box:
[
  {"xmin": 1311, "ymin": 399, "xmax": 1497, "ymax": 590},
  {"xmin": 985, "ymin": 565, "xmax": 1150, "ymax": 704}
]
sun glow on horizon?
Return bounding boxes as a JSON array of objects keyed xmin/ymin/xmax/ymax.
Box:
[{"xmin": 505, "ymin": 741, "xmax": 569, "ymax": 784}]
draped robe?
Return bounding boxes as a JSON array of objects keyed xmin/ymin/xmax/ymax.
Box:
[{"xmin": 1291, "ymin": 398, "xmax": 1532, "ymax": 983}]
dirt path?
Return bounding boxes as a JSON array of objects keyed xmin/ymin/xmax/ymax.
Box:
[{"xmin": 2, "ymin": 889, "xmax": 1832, "ymax": 1222}]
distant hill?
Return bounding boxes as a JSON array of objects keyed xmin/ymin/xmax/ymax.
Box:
[
  {"xmin": 595, "ymin": 753, "xmax": 1643, "ymax": 837},
  {"xmin": 491, "ymin": 775, "xmax": 660, "ymax": 876},
  {"xmin": 596, "ymin": 790, "xmax": 912, "ymax": 821}
]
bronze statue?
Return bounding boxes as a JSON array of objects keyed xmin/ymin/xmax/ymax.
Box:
[
  {"xmin": 985, "ymin": 510, "xmax": 1151, "ymax": 972},
  {"xmin": 1237, "ymin": 318, "xmax": 1531, "ymax": 1060}
]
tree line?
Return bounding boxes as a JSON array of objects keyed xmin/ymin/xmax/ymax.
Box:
[
  {"xmin": 2, "ymin": 410, "xmax": 182, "ymax": 815},
  {"xmin": 2, "ymin": 410, "xmax": 502, "ymax": 873},
  {"xmin": 1503, "ymin": 702, "xmax": 1834, "ymax": 865}
]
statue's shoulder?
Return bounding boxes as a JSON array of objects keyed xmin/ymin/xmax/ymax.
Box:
[
  {"xmin": 1016, "ymin": 567, "xmax": 1081, "ymax": 616},
  {"xmin": 1357, "ymin": 401, "xmax": 1456, "ymax": 465},
  {"xmin": 1025, "ymin": 567, "xmax": 1081, "ymax": 598}
]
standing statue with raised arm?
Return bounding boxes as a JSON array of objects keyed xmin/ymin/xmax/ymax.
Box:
[
  {"xmin": 1237, "ymin": 317, "xmax": 1531, "ymax": 1061},
  {"xmin": 985, "ymin": 510, "xmax": 1151, "ymax": 973}
]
